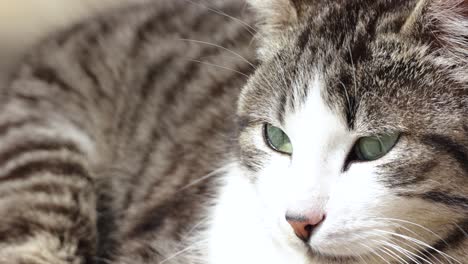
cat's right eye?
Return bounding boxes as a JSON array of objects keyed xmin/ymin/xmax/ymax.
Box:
[{"xmin": 264, "ymin": 123, "xmax": 293, "ymax": 155}]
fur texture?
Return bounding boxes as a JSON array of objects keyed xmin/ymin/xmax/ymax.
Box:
[{"xmin": 0, "ymin": 0, "xmax": 466, "ymax": 263}]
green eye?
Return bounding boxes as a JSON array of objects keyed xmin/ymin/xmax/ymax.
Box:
[
  {"xmin": 354, "ymin": 133, "xmax": 400, "ymax": 161},
  {"xmin": 264, "ymin": 123, "xmax": 293, "ymax": 155}
]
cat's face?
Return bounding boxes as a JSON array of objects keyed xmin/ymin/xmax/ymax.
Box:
[{"xmin": 235, "ymin": 0, "xmax": 468, "ymax": 262}]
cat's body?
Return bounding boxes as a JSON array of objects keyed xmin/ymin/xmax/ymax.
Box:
[
  {"xmin": 0, "ymin": 1, "xmax": 255, "ymax": 263},
  {"xmin": 0, "ymin": 0, "xmax": 467, "ymax": 264}
]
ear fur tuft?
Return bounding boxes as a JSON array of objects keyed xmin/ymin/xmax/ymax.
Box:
[
  {"xmin": 402, "ymin": 0, "xmax": 468, "ymax": 58},
  {"xmin": 427, "ymin": 0, "xmax": 468, "ymax": 57},
  {"xmin": 247, "ymin": 0, "xmax": 301, "ymax": 59},
  {"xmin": 248, "ymin": 0, "xmax": 299, "ymax": 30}
]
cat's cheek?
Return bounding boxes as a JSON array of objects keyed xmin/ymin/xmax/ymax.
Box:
[
  {"xmin": 256, "ymin": 155, "xmax": 292, "ymax": 199},
  {"xmin": 307, "ymin": 163, "xmax": 389, "ymax": 253},
  {"xmin": 208, "ymin": 167, "xmax": 310, "ymax": 264},
  {"xmin": 254, "ymin": 155, "xmax": 293, "ymax": 222}
]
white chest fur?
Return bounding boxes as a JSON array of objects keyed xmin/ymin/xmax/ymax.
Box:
[{"xmin": 206, "ymin": 169, "xmax": 310, "ymax": 264}]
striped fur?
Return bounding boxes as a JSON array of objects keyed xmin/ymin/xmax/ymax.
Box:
[
  {"xmin": 1, "ymin": 1, "xmax": 255, "ymax": 263},
  {"xmin": 0, "ymin": 0, "xmax": 467, "ymax": 263}
]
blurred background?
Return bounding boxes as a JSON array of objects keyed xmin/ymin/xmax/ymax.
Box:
[{"xmin": 0, "ymin": 0, "xmax": 140, "ymax": 82}]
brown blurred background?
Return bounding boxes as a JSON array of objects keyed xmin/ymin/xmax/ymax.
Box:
[{"xmin": 0, "ymin": 0, "xmax": 139, "ymax": 83}]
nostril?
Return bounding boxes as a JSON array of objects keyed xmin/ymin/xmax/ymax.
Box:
[
  {"xmin": 303, "ymin": 224, "xmax": 313, "ymax": 238},
  {"xmin": 286, "ymin": 212, "xmax": 326, "ymax": 242}
]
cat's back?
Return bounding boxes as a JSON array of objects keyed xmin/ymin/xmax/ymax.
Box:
[
  {"xmin": 2, "ymin": 1, "xmax": 256, "ymax": 262},
  {"xmin": 10, "ymin": 0, "xmax": 256, "ymax": 162}
]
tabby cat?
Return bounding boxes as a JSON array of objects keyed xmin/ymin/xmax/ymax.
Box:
[{"xmin": 0, "ymin": 0, "xmax": 466, "ymax": 263}]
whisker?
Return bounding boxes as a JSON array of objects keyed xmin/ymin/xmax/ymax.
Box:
[
  {"xmin": 182, "ymin": 0, "xmax": 257, "ymax": 36},
  {"xmin": 378, "ymin": 245, "xmax": 407, "ymax": 264},
  {"xmin": 178, "ymin": 163, "xmax": 234, "ymax": 191},
  {"xmin": 375, "ymin": 217, "xmax": 451, "ymax": 247},
  {"xmin": 159, "ymin": 238, "xmax": 209, "ymax": 264},
  {"xmin": 453, "ymin": 222, "xmax": 468, "ymax": 237},
  {"xmin": 375, "ymin": 229, "xmax": 461, "ymax": 264},
  {"xmin": 185, "ymin": 59, "xmax": 250, "ymax": 78},
  {"xmin": 359, "ymin": 242, "xmax": 392, "ymax": 264},
  {"xmin": 178, "ymin": 38, "xmax": 256, "ymax": 69},
  {"xmin": 187, "ymin": 217, "xmax": 210, "ymax": 236},
  {"xmin": 374, "ymin": 238, "xmax": 422, "ymax": 264},
  {"xmin": 347, "ymin": 43, "xmax": 358, "ymax": 99},
  {"xmin": 92, "ymin": 256, "xmax": 115, "ymax": 264},
  {"xmin": 371, "ymin": 230, "xmax": 443, "ymax": 264},
  {"xmin": 374, "ymin": 219, "xmax": 445, "ymax": 263},
  {"xmin": 339, "ymin": 81, "xmax": 353, "ymax": 117},
  {"xmin": 358, "ymin": 253, "xmax": 370, "ymax": 264},
  {"xmin": 344, "ymin": 245, "xmax": 369, "ymax": 264}
]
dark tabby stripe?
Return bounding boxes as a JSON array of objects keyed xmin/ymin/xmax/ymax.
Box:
[
  {"xmin": 0, "ymin": 159, "xmax": 91, "ymax": 184},
  {"xmin": 173, "ymin": 61, "xmax": 253, "ymax": 126},
  {"xmin": 78, "ymin": 56, "xmax": 111, "ymax": 103},
  {"xmin": 237, "ymin": 115, "xmax": 263, "ymax": 133},
  {"xmin": 126, "ymin": 76, "xmax": 251, "ymax": 237},
  {"xmin": 130, "ymin": 5, "xmax": 188, "ymax": 56},
  {"xmin": 296, "ymin": 25, "xmax": 313, "ymax": 58},
  {"xmin": 0, "ymin": 181, "xmax": 82, "ymax": 199},
  {"xmin": 277, "ymin": 90, "xmax": 288, "ymax": 123},
  {"xmin": 0, "ymin": 118, "xmax": 42, "ymax": 137},
  {"xmin": 136, "ymin": 71, "xmax": 251, "ymax": 201},
  {"xmin": 240, "ymin": 147, "xmax": 269, "ymax": 173},
  {"xmin": 122, "ymin": 18, "xmax": 252, "ymax": 209},
  {"xmin": 125, "ymin": 194, "xmax": 186, "ymax": 239},
  {"xmin": 125, "ymin": 22, "xmax": 247, "ymax": 137},
  {"xmin": 0, "ymin": 0, "xmax": 256, "ymax": 262},
  {"xmin": 381, "ymin": 160, "xmax": 439, "ymax": 188},
  {"xmin": 95, "ymin": 181, "xmax": 118, "ymax": 263},
  {"xmin": 422, "ymin": 134, "xmax": 468, "ymax": 174},
  {"xmin": 118, "ymin": 52, "xmax": 177, "ymax": 132},
  {"xmin": 420, "ymin": 191, "xmax": 468, "ymax": 211},
  {"xmin": 32, "ymin": 66, "xmax": 87, "ymax": 101},
  {"xmin": 414, "ymin": 220, "xmax": 468, "ymax": 263},
  {"xmin": 0, "ymin": 140, "xmax": 82, "ymax": 166}
]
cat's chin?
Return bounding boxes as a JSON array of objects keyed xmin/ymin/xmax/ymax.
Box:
[
  {"xmin": 308, "ymin": 250, "xmax": 360, "ymax": 262},
  {"xmin": 300, "ymin": 241, "xmax": 378, "ymax": 263},
  {"xmin": 307, "ymin": 238, "xmax": 374, "ymax": 258},
  {"xmin": 295, "ymin": 229, "xmax": 386, "ymax": 262}
]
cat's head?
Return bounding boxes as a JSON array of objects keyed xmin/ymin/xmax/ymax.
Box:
[{"xmin": 236, "ymin": 0, "xmax": 468, "ymax": 262}]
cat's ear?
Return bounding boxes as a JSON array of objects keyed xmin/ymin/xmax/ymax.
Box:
[
  {"xmin": 248, "ymin": 0, "xmax": 300, "ymax": 29},
  {"xmin": 247, "ymin": 0, "xmax": 306, "ymax": 59},
  {"xmin": 402, "ymin": 0, "xmax": 468, "ymax": 57}
]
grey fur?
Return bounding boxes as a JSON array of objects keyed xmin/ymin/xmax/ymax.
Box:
[
  {"xmin": 0, "ymin": 1, "xmax": 255, "ymax": 263},
  {"xmin": 0, "ymin": 0, "xmax": 467, "ymax": 263}
]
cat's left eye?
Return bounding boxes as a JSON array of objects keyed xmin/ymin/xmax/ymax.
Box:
[
  {"xmin": 264, "ymin": 123, "xmax": 293, "ymax": 155},
  {"xmin": 354, "ymin": 133, "xmax": 400, "ymax": 161}
]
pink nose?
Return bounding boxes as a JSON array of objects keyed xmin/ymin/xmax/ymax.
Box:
[{"xmin": 286, "ymin": 211, "xmax": 325, "ymax": 241}]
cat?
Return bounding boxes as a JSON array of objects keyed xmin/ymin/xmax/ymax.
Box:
[{"xmin": 0, "ymin": 0, "xmax": 466, "ymax": 263}]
